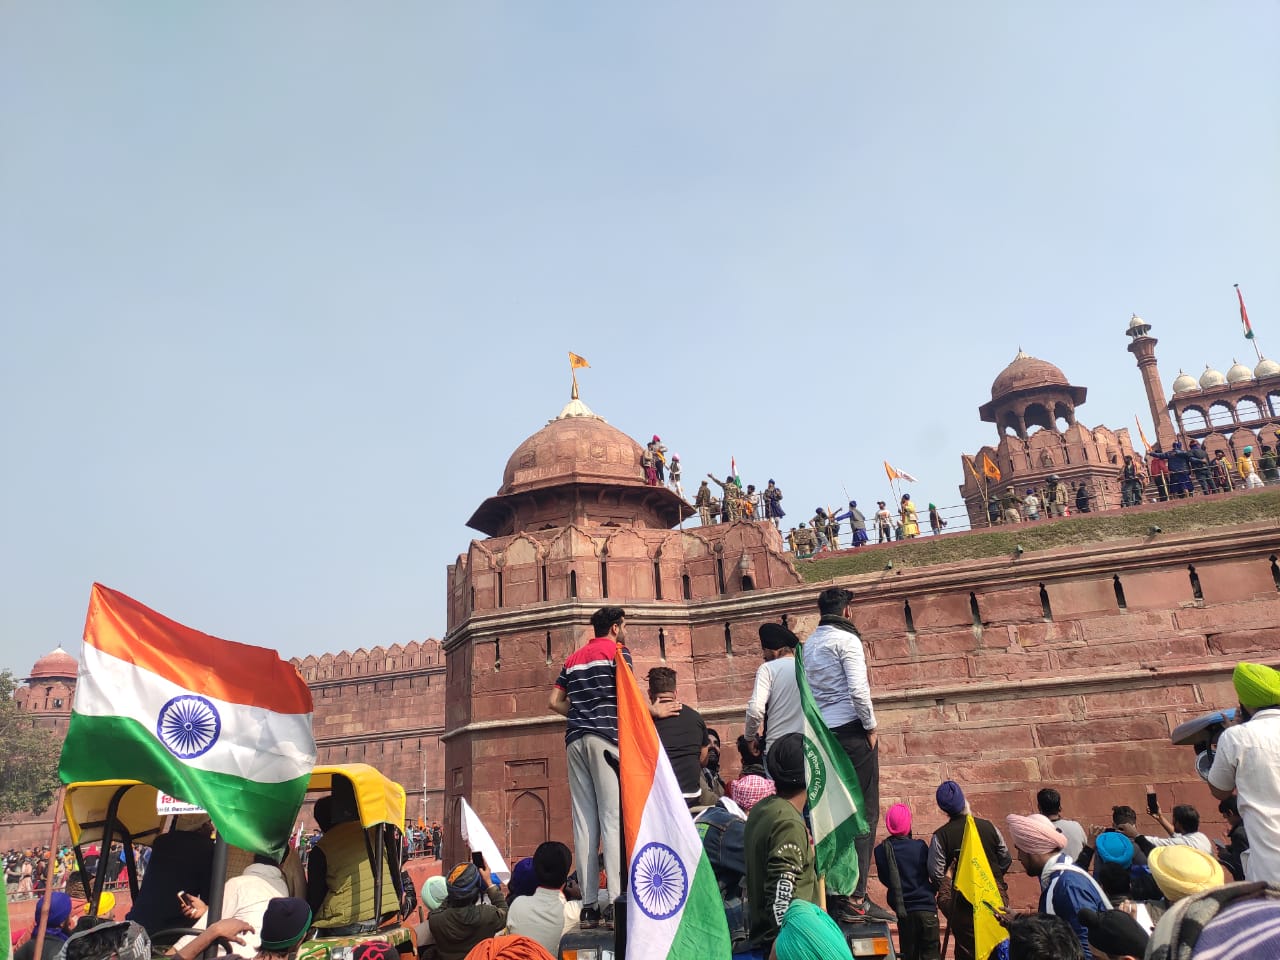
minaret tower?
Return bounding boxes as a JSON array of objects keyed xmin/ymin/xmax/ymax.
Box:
[{"xmin": 1125, "ymin": 314, "xmax": 1178, "ymax": 450}]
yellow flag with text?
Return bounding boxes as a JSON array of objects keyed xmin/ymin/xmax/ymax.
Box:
[{"xmin": 954, "ymin": 814, "xmax": 1007, "ymax": 960}]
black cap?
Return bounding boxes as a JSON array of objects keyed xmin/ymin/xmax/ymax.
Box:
[
  {"xmin": 759, "ymin": 623, "xmax": 799, "ymax": 650},
  {"xmin": 766, "ymin": 732, "xmax": 807, "ymax": 790},
  {"xmin": 259, "ymin": 898, "xmax": 313, "ymax": 951},
  {"xmin": 1078, "ymin": 908, "xmax": 1149, "ymax": 957}
]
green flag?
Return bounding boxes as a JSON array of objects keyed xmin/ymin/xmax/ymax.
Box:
[
  {"xmin": 795, "ymin": 643, "xmax": 870, "ymax": 894},
  {"xmin": 0, "ymin": 876, "xmax": 9, "ymax": 960}
]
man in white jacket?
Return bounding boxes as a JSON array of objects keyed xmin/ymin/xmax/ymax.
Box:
[
  {"xmin": 802, "ymin": 587, "xmax": 893, "ymax": 923},
  {"xmin": 178, "ymin": 856, "xmax": 289, "ymax": 959}
]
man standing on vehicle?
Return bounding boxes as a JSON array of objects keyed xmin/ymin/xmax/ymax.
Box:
[
  {"xmin": 802, "ymin": 587, "xmax": 894, "ymax": 923},
  {"xmin": 549, "ymin": 606, "xmax": 677, "ymax": 929}
]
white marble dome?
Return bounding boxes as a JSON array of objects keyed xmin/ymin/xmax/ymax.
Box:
[
  {"xmin": 1199, "ymin": 365, "xmax": 1227, "ymax": 389},
  {"xmin": 1172, "ymin": 370, "xmax": 1199, "ymax": 395},
  {"xmin": 1226, "ymin": 360, "xmax": 1255, "ymax": 384},
  {"xmin": 1255, "ymin": 357, "xmax": 1280, "ymax": 379}
]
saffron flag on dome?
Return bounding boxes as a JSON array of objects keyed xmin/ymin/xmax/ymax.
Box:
[
  {"xmin": 954, "ymin": 814, "xmax": 1007, "ymax": 960},
  {"xmin": 569, "ymin": 351, "xmax": 590, "ymax": 369},
  {"xmin": 59, "ymin": 584, "xmax": 317, "ymax": 858},
  {"xmin": 1236, "ymin": 285, "xmax": 1254, "ymax": 340},
  {"xmin": 794, "ymin": 644, "xmax": 868, "ymax": 895},
  {"xmin": 615, "ymin": 645, "xmax": 731, "ymax": 960}
]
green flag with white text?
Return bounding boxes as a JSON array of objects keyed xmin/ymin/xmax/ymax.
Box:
[{"xmin": 795, "ymin": 643, "xmax": 870, "ymax": 894}]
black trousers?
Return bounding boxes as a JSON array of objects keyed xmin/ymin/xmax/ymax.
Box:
[
  {"xmin": 900, "ymin": 910, "xmax": 941, "ymax": 960},
  {"xmin": 831, "ymin": 719, "xmax": 880, "ymax": 901}
]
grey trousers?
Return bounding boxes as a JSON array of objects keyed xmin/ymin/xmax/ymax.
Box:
[{"xmin": 567, "ymin": 733, "xmax": 622, "ymax": 908}]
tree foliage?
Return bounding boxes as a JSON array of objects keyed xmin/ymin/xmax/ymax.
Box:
[{"xmin": 0, "ymin": 670, "xmax": 63, "ymax": 818}]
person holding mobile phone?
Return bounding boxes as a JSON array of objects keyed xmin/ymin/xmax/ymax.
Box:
[
  {"xmin": 1117, "ymin": 800, "xmax": 1213, "ymax": 856},
  {"xmin": 426, "ymin": 860, "xmax": 508, "ymax": 960},
  {"xmin": 175, "ymin": 853, "xmax": 289, "ymax": 959}
]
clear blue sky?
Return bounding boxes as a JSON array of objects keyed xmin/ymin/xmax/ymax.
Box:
[{"xmin": 3, "ymin": 2, "xmax": 1277, "ymax": 675}]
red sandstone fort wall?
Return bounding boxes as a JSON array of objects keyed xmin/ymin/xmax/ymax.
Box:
[
  {"xmin": 443, "ymin": 520, "xmax": 1280, "ymax": 907},
  {"xmin": 292, "ymin": 639, "xmax": 447, "ymax": 826}
]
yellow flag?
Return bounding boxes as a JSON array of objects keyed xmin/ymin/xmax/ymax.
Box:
[
  {"xmin": 884, "ymin": 460, "xmax": 899, "ymax": 483},
  {"xmin": 1134, "ymin": 415, "xmax": 1152, "ymax": 452},
  {"xmin": 569, "ymin": 351, "xmax": 590, "ymax": 369},
  {"xmin": 964, "ymin": 455, "xmax": 983, "ymax": 486},
  {"xmin": 982, "ymin": 453, "xmax": 1001, "ymax": 481},
  {"xmin": 954, "ymin": 814, "xmax": 1006, "ymax": 960}
]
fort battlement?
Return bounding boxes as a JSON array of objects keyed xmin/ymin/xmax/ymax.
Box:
[{"xmin": 291, "ymin": 638, "xmax": 445, "ymax": 684}]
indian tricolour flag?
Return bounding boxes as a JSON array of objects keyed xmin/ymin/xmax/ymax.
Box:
[
  {"xmin": 59, "ymin": 584, "xmax": 317, "ymax": 857},
  {"xmin": 615, "ymin": 646, "xmax": 731, "ymax": 960},
  {"xmin": 795, "ymin": 643, "xmax": 869, "ymax": 895}
]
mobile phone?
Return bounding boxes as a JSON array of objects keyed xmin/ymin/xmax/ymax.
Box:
[
  {"xmin": 1146, "ymin": 786, "xmax": 1159, "ymax": 815},
  {"xmin": 471, "ymin": 851, "xmax": 486, "ymax": 870}
]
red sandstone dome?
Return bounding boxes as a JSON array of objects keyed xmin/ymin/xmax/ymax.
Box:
[
  {"xmin": 28, "ymin": 646, "xmax": 78, "ymax": 681},
  {"xmin": 989, "ymin": 350, "xmax": 1072, "ymax": 399},
  {"xmin": 468, "ymin": 397, "xmax": 692, "ymax": 536},
  {"xmin": 498, "ymin": 398, "xmax": 647, "ymax": 496}
]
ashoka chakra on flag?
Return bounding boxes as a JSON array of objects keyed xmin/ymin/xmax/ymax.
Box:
[
  {"xmin": 156, "ymin": 695, "xmax": 222, "ymax": 759},
  {"xmin": 631, "ymin": 842, "xmax": 689, "ymax": 920}
]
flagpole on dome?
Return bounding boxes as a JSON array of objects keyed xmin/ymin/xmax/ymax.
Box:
[{"xmin": 569, "ymin": 351, "xmax": 590, "ymax": 400}]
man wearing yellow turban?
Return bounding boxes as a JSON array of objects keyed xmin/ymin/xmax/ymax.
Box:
[{"xmin": 1207, "ymin": 662, "xmax": 1280, "ymax": 882}]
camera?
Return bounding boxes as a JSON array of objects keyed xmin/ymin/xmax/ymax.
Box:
[{"xmin": 1170, "ymin": 707, "xmax": 1237, "ymax": 781}]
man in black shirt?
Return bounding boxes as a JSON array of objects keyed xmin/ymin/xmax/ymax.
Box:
[{"xmin": 647, "ymin": 667, "xmax": 710, "ymax": 807}]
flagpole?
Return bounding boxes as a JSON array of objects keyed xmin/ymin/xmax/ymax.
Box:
[
  {"xmin": 31, "ymin": 785, "xmax": 67, "ymax": 960},
  {"xmin": 610, "ymin": 646, "xmax": 628, "ymax": 960},
  {"xmin": 1237, "ymin": 284, "xmax": 1263, "ymax": 363}
]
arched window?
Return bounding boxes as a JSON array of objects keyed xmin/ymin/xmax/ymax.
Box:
[
  {"xmin": 1024, "ymin": 402, "xmax": 1052, "ymax": 434},
  {"xmin": 1208, "ymin": 402, "xmax": 1235, "ymax": 428},
  {"xmin": 1180, "ymin": 407, "xmax": 1208, "ymax": 431},
  {"xmin": 1269, "ymin": 392, "xmax": 1280, "ymax": 418},
  {"xmin": 1237, "ymin": 397, "xmax": 1262, "ymax": 422}
]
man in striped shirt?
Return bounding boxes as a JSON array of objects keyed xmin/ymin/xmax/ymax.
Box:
[{"xmin": 549, "ymin": 606, "xmax": 678, "ymax": 930}]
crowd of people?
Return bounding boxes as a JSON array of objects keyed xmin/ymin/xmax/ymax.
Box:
[
  {"xmin": 9, "ymin": 592, "xmax": 1278, "ymax": 960},
  {"xmin": 5, "ymin": 843, "xmax": 148, "ymax": 903},
  {"xmin": 539, "ymin": 597, "xmax": 1280, "ymax": 960},
  {"xmin": 656, "ymin": 429, "xmax": 1280, "ymax": 560}
]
